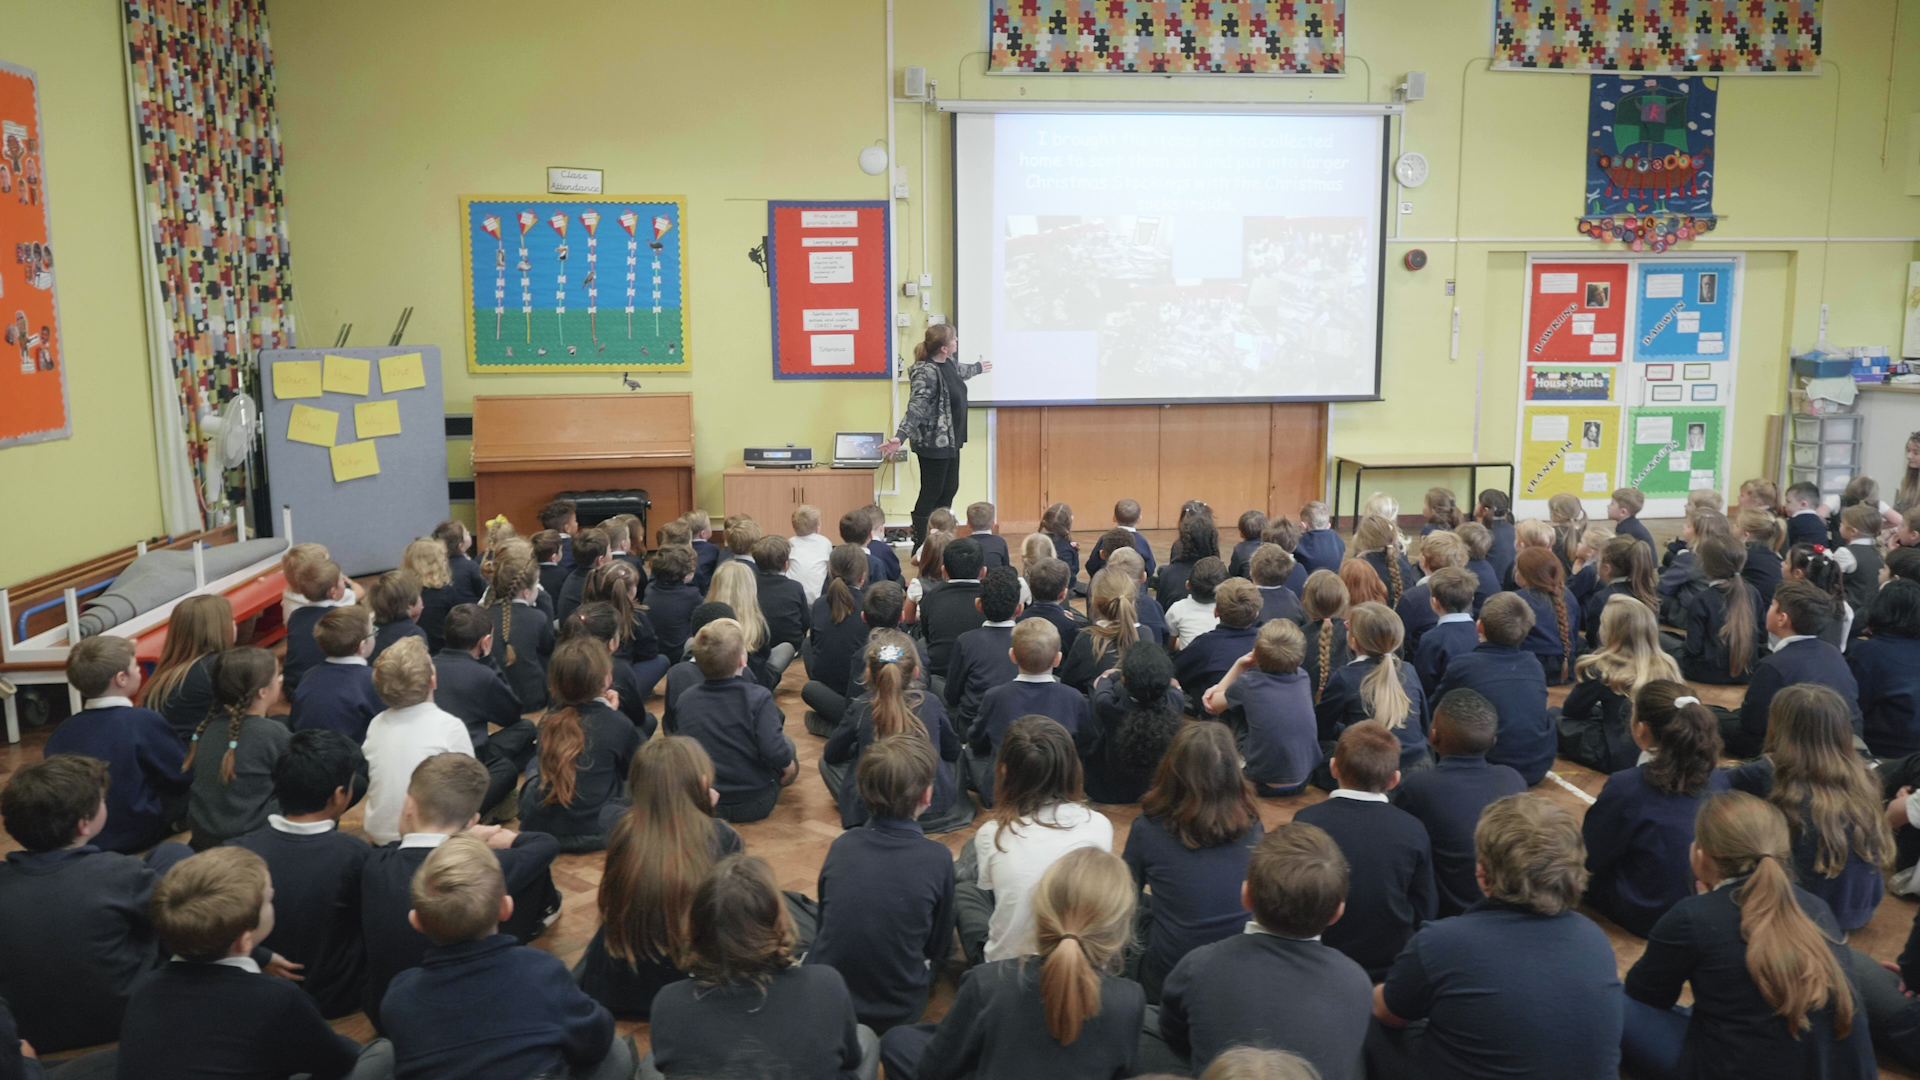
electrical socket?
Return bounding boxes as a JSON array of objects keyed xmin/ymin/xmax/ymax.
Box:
[
  {"xmin": 1445, "ymin": 279, "xmax": 1456, "ymax": 296},
  {"xmin": 893, "ymin": 183, "xmax": 910, "ymax": 199},
  {"xmin": 1399, "ymin": 201, "xmax": 1413, "ymax": 215},
  {"xmin": 895, "ymin": 313, "xmax": 910, "ymax": 327},
  {"xmin": 921, "ymin": 292, "xmax": 931, "ymax": 311},
  {"xmin": 918, "ymin": 273, "xmax": 932, "ymax": 287}
]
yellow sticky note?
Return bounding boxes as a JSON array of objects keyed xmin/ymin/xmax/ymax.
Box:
[
  {"xmin": 354, "ymin": 399, "xmax": 402, "ymax": 439},
  {"xmin": 379, "ymin": 352, "xmax": 426, "ymax": 392},
  {"xmin": 286, "ymin": 404, "xmax": 339, "ymax": 447},
  {"xmin": 330, "ymin": 440, "xmax": 380, "ymax": 482},
  {"xmin": 322, "ymin": 355, "xmax": 371, "ymax": 396},
  {"xmin": 272, "ymin": 361, "xmax": 323, "ymax": 399}
]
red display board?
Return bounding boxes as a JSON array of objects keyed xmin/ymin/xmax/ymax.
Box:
[
  {"xmin": 1525, "ymin": 261, "xmax": 1628, "ymax": 364},
  {"xmin": 767, "ymin": 200, "xmax": 891, "ymax": 380}
]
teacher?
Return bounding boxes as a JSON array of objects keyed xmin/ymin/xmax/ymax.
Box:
[{"xmin": 879, "ymin": 324, "xmax": 991, "ymax": 545}]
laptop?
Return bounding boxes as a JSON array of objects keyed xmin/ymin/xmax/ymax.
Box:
[{"xmin": 831, "ymin": 431, "xmax": 886, "ymax": 469}]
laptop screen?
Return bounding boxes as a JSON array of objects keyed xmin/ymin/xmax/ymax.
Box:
[{"xmin": 834, "ymin": 432, "xmax": 884, "ymax": 462}]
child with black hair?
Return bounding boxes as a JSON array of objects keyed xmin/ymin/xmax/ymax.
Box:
[
  {"xmin": 968, "ymin": 619, "xmax": 1091, "ymax": 808},
  {"xmin": 228, "ymin": 729, "xmax": 371, "ymax": 1018},
  {"xmin": 1249, "ymin": 545, "xmax": 1306, "ymax": 626},
  {"xmin": 432, "ymin": 603, "xmax": 536, "ymax": 816},
  {"xmin": 1293, "ymin": 722, "xmax": 1435, "ymax": 979},
  {"xmin": 1207, "ymin": 620, "xmax": 1318, "ymax": 796},
  {"xmin": 1085, "ymin": 640, "xmax": 1184, "ymax": 804},
  {"xmin": 1677, "ymin": 532, "xmax": 1763, "ymax": 686},
  {"xmin": 44, "ymin": 634, "xmax": 191, "ymax": 854},
  {"xmin": 1123, "ymin": 722, "xmax": 1265, "ymax": 1003},
  {"xmin": 1436, "ymin": 593, "xmax": 1554, "ymax": 785},
  {"xmin": 1156, "ymin": 511, "xmax": 1220, "ymax": 611},
  {"xmin": 185, "ymin": 647, "xmax": 291, "ymax": 850},
  {"xmin": 519, "ymin": 638, "xmax": 643, "ymax": 852},
  {"xmin": 1167, "ymin": 556, "xmax": 1226, "ymax": 648},
  {"xmin": 118, "ymin": 847, "xmax": 384, "ymax": 1080},
  {"xmin": 1734, "ymin": 581, "xmax": 1861, "ymax": 758},
  {"xmin": 675, "ymin": 619, "xmax": 798, "ymax": 823},
  {"xmin": 0, "ymin": 756, "xmax": 196, "ymax": 1052},
  {"xmin": 289, "ymin": 606, "xmax": 384, "ymax": 740},
  {"xmin": 1583, "ymin": 681, "xmax": 1730, "ymax": 937},
  {"xmin": 1786, "ymin": 542, "xmax": 1854, "ymax": 648},
  {"xmin": 808, "ymin": 736, "xmax": 959, "ymax": 1033},
  {"xmin": 643, "ymin": 543, "xmax": 702, "ymax": 661},
  {"xmin": 1023, "ymin": 557, "xmax": 1084, "ymax": 662},
  {"xmin": 1176, "ymin": 579, "xmax": 1266, "ymax": 708},
  {"xmin": 921, "ymin": 537, "xmax": 987, "ymax": 677},
  {"xmin": 821, "ymin": 630, "xmax": 969, "ymax": 833},
  {"xmin": 1414, "ymin": 567, "xmax": 1481, "ymax": 699},
  {"xmin": 1849, "ymin": 578, "xmax": 1920, "ymax": 757},
  {"xmin": 1229, "ymin": 510, "xmax": 1269, "ymax": 581},
  {"xmin": 944, "ymin": 566, "xmax": 1025, "ymax": 738},
  {"xmin": 1393, "ymin": 689, "xmax": 1527, "ymax": 916}
]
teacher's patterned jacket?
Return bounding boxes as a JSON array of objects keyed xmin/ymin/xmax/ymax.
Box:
[{"xmin": 895, "ymin": 359, "xmax": 984, "ymax": 452}]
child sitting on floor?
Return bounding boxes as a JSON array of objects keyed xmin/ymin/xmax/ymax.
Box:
[
  {"xmin": 969, "ymin": 619, "xmax": 1091, "ymax": 807},
  {"xmin": 45, "ymin": 634, "xmax": 191, "ymax": 854},
  {"xmin": 1166, "ymin": 556, "xmax": 1226, "ymax": 648},
  {"xmin": 518, "ymin": 638, "xmax": 643, "ymax": 853},
  {"xmin": 1207, "ymin": 619, "xmax": 1318, "ymax": 797},
  {"xmin": 185, "ymin": 647, "xmax": 290, "ymax": 850},
  {"xmin": 1313, "ymin": 602, "xmax": 1429, "ymax": 775},
  {"xmin": 820, "ymin": 630, "xmax": 969, "ymax": 834},
  {"xmin": 290, "ymin": 606, "xmax": 384, "ymax": 739},
  {"xmin": 369, "ymin": 570, "xmax": 427, "ymax": 661},
  {"xmin": 1394, "ymin": 689, "xmax": 1528, "ymax": 917},
  {"xmin": 1557, "ymin": 595, "xmax": 1681, "ymax": 775},
  {"xmin": 673, "ymin": 619, "xmax": 797, "ymax": 824},
  {"xmin": 359, "ymin": 638, "xmax": 476, "ymax": 846},
  {"xmin": 1436, "ymin": 592, "xmax": 1554, "ymax": 785}
]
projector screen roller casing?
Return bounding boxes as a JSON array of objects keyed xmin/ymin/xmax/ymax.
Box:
[{"xmin": 954, "ymin": 110, "xmax": 1390, "ymax": 407}]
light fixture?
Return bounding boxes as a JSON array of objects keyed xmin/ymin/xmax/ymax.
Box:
[{"xmin": 859, "ymin": 144, "xmax": 890, "ymax": 176}]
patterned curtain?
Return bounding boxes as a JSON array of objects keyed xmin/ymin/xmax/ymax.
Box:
[{"xmin": 124, "ymin": 0, "xmax": 295, "ymax": 532}]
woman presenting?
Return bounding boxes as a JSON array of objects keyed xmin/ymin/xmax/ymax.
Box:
[{"xmin": 879, "ymin": 324, "xmax": 991, "ymax": 545}]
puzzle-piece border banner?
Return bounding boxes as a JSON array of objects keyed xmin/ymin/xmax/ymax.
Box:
[
  {"xmin": 988, "ymin": 1, "xmax": 1344, "ymax": 75},
  {"xmin": 1492, "ymin": 0, "xmax": 1821, "ymax": 75}
]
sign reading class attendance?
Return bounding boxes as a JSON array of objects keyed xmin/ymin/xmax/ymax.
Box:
[
  {"xmin": 768, "ymin": 200, "xmax": 891, "ymax": 380},
  {"xmin": 1525, "ymin": 262, "xmax": 1628, "ymax": 365}
]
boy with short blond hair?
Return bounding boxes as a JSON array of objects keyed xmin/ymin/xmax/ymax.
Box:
[
  {"xmin": 966, "ymin": 501, "xmax": 1011, "ymax": 569},
  {"xmin": 1608, "ymin": 487, "xmax": 1653, "ymax": 548},
  {"xmin": 360, "ymin": 637, "xmax": 474, "ymax": 846},
  {"xmin": 862, "ymin": 504, "xmax": 903, "ymax": 583},
  {"xmin": 120, "ymin": 847, "xmax": 379, "ymax": 1079},
  {"xmin": 1175, "ymin": 578, "xmax": 1265, "ymax": 708},
  {"xmin": 1207, "ymin": 618, "xmax": 1319, "ymax": 795},
  {"xmin": 1295, "ymin": 501, "xmax": 1345, "ymax": 577},
  {"xmin": 284, "ymin": 557, "xmax": 349, "ymax": 693},
  {"xmin": 1415, "ymin": 567, "xmax": 1481, "ymax": 697},
  {"xmin": 381, "ymin": 835, "xmax": 624, "ymax": 1080},
  {"xmin": 1249, "ymin": 544, "xmax": 1305, "ymax": 625},
  {"xmin": 787, "ymin": 503, "xmax": 834, "ymax": 604},
  {"xmin": 966, "ymin": 616, "xmax": 1089, "ymax": 806},
  {"xmin": 290, "ymin": 605, "xmax": 386, "ymax": 741},
  {"xmin": 675, "ymin": 619, "xmax": 797, "ymax": 822},
  {"xmin": 1435, "ymin": 592, "xmax": 1553, "ymax": 784},
  {"xmin": 44, "ymin": 634, "xmax": 190, "ymax": 853}
]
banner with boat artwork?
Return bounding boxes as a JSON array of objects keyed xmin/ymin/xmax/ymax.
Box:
[
  {"xmin": 460, "ymin": 195, "xmax": 688, "ymax": 373},
  {"xmin": 1578, "ymin": 76, "xmax": 1718, "ymax": 250}
]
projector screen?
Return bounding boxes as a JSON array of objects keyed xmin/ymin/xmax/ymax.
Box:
[{"xmin": 954, "ymin": 109, "xmax": 1390, "ymax": 406}]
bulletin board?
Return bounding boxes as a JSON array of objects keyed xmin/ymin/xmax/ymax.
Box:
[
  {"xmin": 767, "ymin": 200, "xmax": 892, "ymax": 379},
  {"xmin": 1514, "ymin": 255, "xmax": 1742, "ymax": 519},
  {"xmin": 259, "ymin": 346, "xmax": 449, "ymax": 577},
  {"xmin": 460, "ymin": 195, "xmax": 688, "ymax": 374},
  {"xmin": 0, "ymin": 62, "xmax": 68, "ymax": 448}
]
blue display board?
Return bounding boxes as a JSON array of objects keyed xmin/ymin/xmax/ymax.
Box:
[{"xmin": 1632, "ymin": 260, "xmax": 1735, "ymax": 361}]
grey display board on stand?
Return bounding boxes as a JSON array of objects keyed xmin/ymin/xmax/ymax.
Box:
[{"xmin": 259, "ymin": 346, "xmax": 449, "ymax": 577}]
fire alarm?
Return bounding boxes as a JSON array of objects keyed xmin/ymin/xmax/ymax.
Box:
[{"xmin": 1404, "ymin": 249, "xmax": 1428, "ymax": 271}]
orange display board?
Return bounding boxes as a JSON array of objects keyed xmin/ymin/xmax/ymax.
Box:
[{"xmin": 0, "ymin": 62, "xmax": 67, "ymax": 447}]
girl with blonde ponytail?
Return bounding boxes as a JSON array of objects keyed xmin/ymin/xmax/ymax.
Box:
[
  {"xmin": 183, "ymin": 647, "xmax": 288, "ymax": 849},
  {"xmin": 1350, "ymin": 515, "xmax": 1414, "ymax": 608},
  {"xmin": 1300, "ymin": 569, "xmax": 1352, "ymax": 704},
  {"xmin": 1622, "ymin": 791, "xmax": 1872, "ymax": 1080},
  {"xmin": 519, "ymin": 637, "xmax": 640, "ymax": 852},
  {"xmin": 1060, "ymin": 568, "xmax": 1141, "ymax": 692},
  {"xmin": 819, "ymin": 630, "xmax": 971, "ymax": 832},
  {"xmin": 488, "ymin": 541, "xmax": 553, "ymax": 710},
  {"xmin": 878, "ymin": 847, "xmax": 1143, "ymax": 1080},
  {"xmin": 1314, "ymin": 602, "xmax": 1430, "ymax": 772},
  {"xmin": 1582, "ymin": 680, "xmax": 1728, "ymax": 938}
]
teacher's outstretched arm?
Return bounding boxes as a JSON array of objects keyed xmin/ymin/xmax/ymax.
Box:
[{"xmin": 880, "ymin": 326, "xmax": 990, "ymax": 545}]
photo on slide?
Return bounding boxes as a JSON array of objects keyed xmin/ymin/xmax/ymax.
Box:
[{"xmin": 1003, "ymin": 215, "xmax": 1172, "ymax": 330}]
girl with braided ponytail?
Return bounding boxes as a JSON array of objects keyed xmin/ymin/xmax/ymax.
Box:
[
  {"xmin": 487, "ymin": 541, "xmax": 553, "ymax": 710},
  {"xmin": 585, "ymin": 558, "xmax": 668, "ymax": 695},
  {"xmin": 183, "ymin": 647, "xmax": 289, "ymax": 849},
  {"xmin": 1582, "ymin": 680, "xmax": 1727, "ymax": 938},
  {"xmin": 1351, "ymin": 515, "xmax": 1415, "ymax": 608},
  {"xmin": 1300, "ymin": 569, "xmax": 1352, "ymax": 705},
  {"xmin": 1314, "ymin": 602, "xmax": 1430, "ymax": 774},
  {"xmin": 1622, "ymin": 791, "xmax": 1873, "ymax": 1080},
  {"xmin": 879, "ymin": 847, "xmax": 1142, "ymax": 1080},
  {"xmin": 819, "ymin": 629, "xmax": 971, "ymax": 832},
  {"xmin": 1514, "ymin": 547, "xmax": 1582, "ymax": 685},
  {"xmin": 520, "ymin": 636, "xmax": 640, "ymax": 852}
]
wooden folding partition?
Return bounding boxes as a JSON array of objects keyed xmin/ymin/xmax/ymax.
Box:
[{"xmin": 993, "ymin": 403, "xmax": 1328, "ymax": 533}]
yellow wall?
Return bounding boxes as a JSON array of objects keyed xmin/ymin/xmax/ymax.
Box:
[{"xmin": 0, "ymin": 1, "xmax": 164, "ymax": 584}]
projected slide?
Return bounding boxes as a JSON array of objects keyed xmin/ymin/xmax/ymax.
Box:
[{"xmin": 956, "ymin": 111, "xmax": 1388, "ymax": 405}]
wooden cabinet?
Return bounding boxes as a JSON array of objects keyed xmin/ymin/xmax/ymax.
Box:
[
  {"xmin": 472, "ymin": 393, "xmax": 695, "ymax": 543},
  {"xmin": 723, "ymin": 467, "xmax": 877, "ymax": 533}
]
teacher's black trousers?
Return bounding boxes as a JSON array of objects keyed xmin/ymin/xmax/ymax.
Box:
[{"xmin": 911, "ymin": 453, "xmax": 962, "ymax": 546}]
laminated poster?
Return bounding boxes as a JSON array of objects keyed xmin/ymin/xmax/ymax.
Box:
[
  {"xmin": 1520, "ymin": 404, "xmax": 1619, "ymax": 500},
  {"xmin": 1625, "ymin": 407, "xmax": 1723, "ymax": 497}
]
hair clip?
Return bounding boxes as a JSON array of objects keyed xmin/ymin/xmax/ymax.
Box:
[
  {"xmin": 228, "ymin": 740, "xmax": 240, "ymax": 750},
  {"xmin": 1813, "ymin": 544, "xmax": 1826, "ymax": 553},
  {"xmin": 1674, "ymin": 696, "xmax": 1699, "ymax": 708},
  {"xmin": 485, "ymin": 514, "xmax": 511, "ymax": 529},
  {"xmin": 876, "ymin": 644, "xmax": 905, "ymax": 664}
]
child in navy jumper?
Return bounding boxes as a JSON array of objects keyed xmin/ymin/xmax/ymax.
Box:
[
  {"xmin": 858, "ymin": 504, "xmax": 902, "ymax": 584},
  {"xmin": 1474, "ymin": 489, "xmax": 1518, "ymax": 587},
  {"xmin": 1249, "ymin": 545, "xmax": 1306, "ymax": 625},
  {"xmin": 968, "ymin": 618, "xmax": 1091, "ymax": 806},
  {"xmin": 533, "ymin": 529, "xmax": 571, "ymax": 605},
  {"xmin": 1557, "ymin": 595, "xmax": 1683, "ymax": 775},
  {"xmin": 1785, "ymin": 480, "xmax": 1830, "ymax": 548},
  {"xmin": 808, "ymin": 736, "xmax": 957, "ymax": 1032},
  {"xmin": 800, "ymin": 584, "xmax": 930, "ymax": 737},
  {"xmin": 1022, "ymin": 557, "xmax": 1084, "ymax": 664},
  {"xmin": 433, "ymin": 604, "xmax": 537, "ymax": 815},
  {"xmin": 1737, "ymin": 507, "xmax": 1787, "ymax": 611},
  {"xmin": 556, "ymin": 526, "xmax": 609, "ymax": 626},
  {"xmin": 1393, "ymin": 689, "xmax": 1527, "ymax": 916},
  {"xmin": 1733, "ymin": 581, "xmax": 1862, "ymax": 758},
  {"xmin": 290, "ymin": 606, "xmax": 385, "ymax": 740},
  {"xmin": 228, "ymin": 730, "xmax": 371, "ymax": 1019},
  {"xmin": 1456, "ymin": 521, "xmax": 1500, "ymax": 615},
  {"xmin": 685, "ymin": 510, "xmax": 723, "ymax": 594},
  {"xmin": 1414, "ymin": 567, "xmax": 1480, "ymax": 698},
  {"xmin": 675, "ymin": 619, "xmax": 797, "ymax": 823},
  {"xmin": 1107, "ymin": 546, "xmax": 1172, "ymax": 646},
  {"xmin": 1582, "ymin": 682, "xmax": 1729, "ymax": 937},
  {"xmin": 1207, "ymin": 620, "xmax": 1319, "ymax": 796},
  {"xmin": 1395, "ymin": 532, "xmax": 1465, "ymax": 657},
  {"xmin": 0, "ymin": 756, "xmax": 197, "ymax": 1053},
  {"xmin": 1156, "ymin": 821, "xmax": 1369, "ymax": 1080},
  {"xmin": 282, "ymin": 557, "xmax": 349, "ymax": 695},
  {"xmin": 1122, "ymin": 723, "xmax": 1265, "ymax": 1004},
  {"xmin": 1313, "ymin": 601, "xmax": 1429, "ymax": 774},
  {"xmin": 1584, "ymin": 533, "xmax": 1660, "ymax": 645},
  {"xmin": 1353, "ymin": 515, "xmax": 1418, "ymax": 611},
  {"xmin": 1294, "ymin": 722, "xmax": 1435, "ymax": 979},
  {"xmin": 360, "ymin": 754, "xmax": 559, "ymax": 1034},
  {"xmin": 800, "ymin": 547, "xmax": 876, "ymax": 734},
  {"xmin": 369, "ymin": 569, "xmax": 428, "ymax": 662},
  {"xmin": 944, "ymin": 567, "xmax": 1024, "ymax": 737},
  {"xmin": 1294, "ymin": 501, "xmax": 1345, "ymax": 577},
  {"xmin": 643, "ymin": 543, "xmax": 702, "ymax": 662},
  {"xmin": 1174, "ymin": 578, "xmax": 1265, "ymax": 710},
  {"xmin": 819, "ymin": 631, "xmax": 968, "ymax": 833},
  {"xmin": 839, "ymin": 509, "xmax": 890, "ymax": 587},
  {"xmin": 752, "ymin": 534, "xmax": 813, "ymax": 660},
  {"xmin": 1228, "ymin": 509, "xmax": 1268, "ymax": 580},
  {"xmin": 538, "ymin": 498, "xmax": 579, "ymax": 571},
  {"xmin": 960, "ymin": 503, "xmax": 1007, "ymax": 571},
  {"xmin": 1512, "ymin": 546, "xmax": 1584, "ymax": 685},
  {"xmin": 518, "ymin": 638, "xmax": 642, "ymax": 852},
  {"xmin": 1259, "ymin": 519, "xmax": 1313, "ymax": 596},
  {"xmin": 382, "ymin": 834, "xmax": 626, "ymax": 1080},
  {"xmin": 1677, "ymin": 532, "xmax": 1765, "ymax": 686},
  {"xmin": 486, "ymin": 545, "xmax": 555, "ymax": 712},
  {"xmin": 1435, "ymin": 592, "xmax": 1554, "ymax": 785},
  {"xmin": 1851, "ymin": 578, "xmax": 1920, "ymax": 757},
  {"xmin": 1608, "ymin": 486, "xmax": 1655, "ymax": 549},
  {"xmin": 434, "ymin": 520, "xmax": 489, "ymax": 605},
  {"xmin": 119, "ymin": 847, "xmax": 380, "ymax": 1080},
  {"xmin": 1084, "ymin": 498, "xmax": 1157, "ymax": 577},
  {"xmin": 44, "ymin": 634, "xmax": 190, "ymax": 854},
  {"xmin": 1084, "ymin": 640, "xmax": 1185, "ymax": 805}
]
